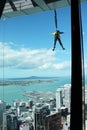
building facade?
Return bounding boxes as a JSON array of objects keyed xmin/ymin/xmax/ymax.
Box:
[
  {"xmin": 33, "ymin": 103, "xmax": 50, "ymax": 130},
  {"xmin": 7, "ymin": 113, "xmax": 18, "ymax": 130},
  {"xmin": 56, "ymin": 88, "xmax": 63, "ymax": 111},
  {"xmin": 45, "ymin": 112, "xmax": 62, "ymax": 130}
]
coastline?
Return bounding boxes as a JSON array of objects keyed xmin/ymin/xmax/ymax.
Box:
[{"xmin": 0, "ymin": 79, "xmax": 57, "ymax": 86}]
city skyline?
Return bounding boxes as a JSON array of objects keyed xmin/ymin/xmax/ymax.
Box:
[
  {"xmin": 0, "ymin": 83, "xmax": 71, "ymax": 130},
  {"xmin": 0, "ymin": 2, "xmax": 87, "ymax": 78}
]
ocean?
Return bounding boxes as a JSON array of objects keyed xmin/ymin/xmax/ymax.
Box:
[{"xmin": 0, "ymin": 76, "xmax": 86, "ymax": 105}]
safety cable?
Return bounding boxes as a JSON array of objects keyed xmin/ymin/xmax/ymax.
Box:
[{"xmin": 54, "ymin": 9, "xmax": 58, "ymax": 30}]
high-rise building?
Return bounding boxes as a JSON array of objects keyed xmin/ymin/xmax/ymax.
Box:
[
  {"xmin": 56, "ymin": 88, "xmax": 63, "ymax": 111},
  {"xmin": 7, "ymin": 113, "xmax": 18, "ymax": 130},
  {"xmin": 3, "ymin": 108, "xmax": 18, "ymax": 130},
  {"xmin": 0, "ymin": 100, "xmax": 6, "ymax": 129},
  {"xmin": 33, "ymin": 103, "xmax": 50, "ymax": 130},
  {"xmin": 45, "ymin": 112, "xmax": 62, "ymax": 130},
  {"xmin": 63, "ymin": 84, "xmax": 71, "ymax": 113},
  {"xmin": 3, "ymin": 112, "xmax": 7, "ymax": 130},
  {"xmin": 60, "ymin": 106, "xmax": 68, "ymax": 118},
  {"xmin": 29, "ymin": 100, "xmax": 33, "ymax": 109},
  {"xmin": 63, "ymin": 114, "xmax": 70, "ymax": 130}
]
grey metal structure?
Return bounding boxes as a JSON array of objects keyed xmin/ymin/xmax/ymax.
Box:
[{"xmin": 1, "ymin": 0, "xmax": 87, "ymax": 18}]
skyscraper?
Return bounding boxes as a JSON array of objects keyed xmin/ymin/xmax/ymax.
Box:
[
  {"xmin": 7, "ymin": 113, "xmax": 18, "ymax": 130},
  {"xmin": 56, "ymin": 88, "xmax": 63, "ymax": 111},
  {"xmin": 63, "ymin": 84, "xmax": 71, "ymax": 113},
  {"xmin": 33, "ymin": 103, "xmax": 50, "ymax": 130},
  {"xmin": 0, "ymin": 100, "xmax": 6, "ymax": 129},
  {"xmin": 45, "ymin": 112, "xmax": 62, "ymax": 130}
]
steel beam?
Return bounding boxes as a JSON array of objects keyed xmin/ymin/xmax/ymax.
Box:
[
  {"xmin": 70, "ymin": 0, "xmax": 84, "ymax": 129},
  {"xmin": 0, "ymin": 0, "xmax": 6, "ymax": 18}
]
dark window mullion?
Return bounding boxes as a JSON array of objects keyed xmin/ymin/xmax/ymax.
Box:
[{"xmin": 71, "ymin": 0, "xmax": 83, "ymax": 130}]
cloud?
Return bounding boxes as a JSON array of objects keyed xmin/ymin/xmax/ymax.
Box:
[
  {"xmin": 39, "ymin": 61, "xmax": 70, "ymax": 70},
  {"xmin": 0, "ymin": 42, "xmax": 70, "ymax": 71}
]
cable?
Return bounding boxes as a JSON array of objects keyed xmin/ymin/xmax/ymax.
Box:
[{"xmin": 54, "ymin": 9, "xmax": 58, "ymax": 30}]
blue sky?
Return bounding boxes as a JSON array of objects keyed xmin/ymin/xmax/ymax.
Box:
[{"xmin": 0, "ymin": 2, "xmax": 87, "ymax": 78}]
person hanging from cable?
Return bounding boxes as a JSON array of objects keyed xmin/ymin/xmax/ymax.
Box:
[
  {"xmin": 52, "ymin": 9, "xmax": 65, "ymax": 51},
  {"xmin": 52, "ymin": 30, "xmax": 65, "ymax": 51}
]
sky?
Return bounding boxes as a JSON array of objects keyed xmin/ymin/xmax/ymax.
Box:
[{"xmin": 0, "ymin": 2, "xmax": 87, "ymax": 78}]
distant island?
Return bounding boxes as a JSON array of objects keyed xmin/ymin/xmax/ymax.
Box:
[
  {"xmin": 0, "ymin": 76, "xmax": 58, "ymax": 86},
  {"xmin": 5, "ymin": 76, "xmax": 58, "ymax": 80}
]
